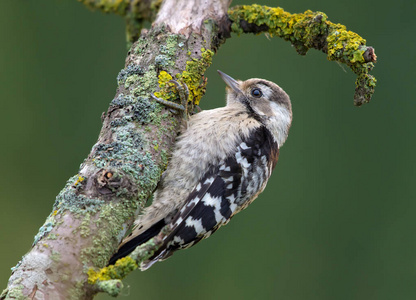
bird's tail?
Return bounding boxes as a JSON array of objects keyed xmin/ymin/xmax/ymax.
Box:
[{"xmin": 108, "ymin": 219, "xmax": 166, "ymax": 266}]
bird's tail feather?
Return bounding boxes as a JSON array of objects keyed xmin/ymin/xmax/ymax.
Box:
[{"xmin": 108, "ymin": 218, "xmax": 166, "ymax": 266}]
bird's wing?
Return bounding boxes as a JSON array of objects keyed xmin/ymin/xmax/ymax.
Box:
[
  {"xmin": 139, "ymin": 157, "xmax": 243, "ymax": 270},
  {"xmin": 165, "ymin": 157, "xmax": 243, "ymax": 246}
]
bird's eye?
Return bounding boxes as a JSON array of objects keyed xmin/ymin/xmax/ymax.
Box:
[{"xmin": 251, "ymin": 88, "xmax": 263, "ymax": 98}]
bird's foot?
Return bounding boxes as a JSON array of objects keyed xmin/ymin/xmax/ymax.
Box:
[{"xmin": 151, "ymin": 80, "xmax": 190, "ymax": 119}]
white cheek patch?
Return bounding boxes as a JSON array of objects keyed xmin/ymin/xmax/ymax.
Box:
[
  {"xmin": 269, "ymin": 101, "xmax": 291, "ymax": 122},
  {"xmin": 267, "ymin": 101, "xmax": 292, "ymax": 146}
]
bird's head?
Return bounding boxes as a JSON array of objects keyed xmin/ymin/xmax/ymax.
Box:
[{"xmin": 218, "ymin": 70, "xmax": 292, "ymax": 146}]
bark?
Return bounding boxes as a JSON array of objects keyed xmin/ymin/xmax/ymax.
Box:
[{"xmin": 1, "ymin": 0, "xmax": 231, "ymax": 299}]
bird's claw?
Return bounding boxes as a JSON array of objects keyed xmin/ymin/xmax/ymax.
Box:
[{"xmin": 150, "ymin": 79, "xmax": 192, "ymax": 119}]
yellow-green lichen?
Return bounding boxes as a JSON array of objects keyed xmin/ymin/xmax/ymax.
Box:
[
  {"xmin": 228, "ymin": 4, "xmax": 370, "ymax": 63},
  {"xmin": 89, "ymin": 232, "xmax": 166, "ymax": 292},
  {"xmin": 79, "ymin": 213, "xmax": 91, "ymax": 238},
  {"xmin": 154, "ymin": 48, "xmax": 213, "ymax": 108},
  {"xmin": 228, "ymin": 4, "xmax": 377, "ymax": 105},
  {"xmin": 176, "ymin": 48, "xmax": 213, "ymax": 106},
  {"xmin": 229, "ymin": 5, "xmax": 328, "ymax": 52},
  {"xmin": 158, "ymin": 70, "xmax": 173, "ymax": 86},
  {"xmin": 96, "ymin": 279, "xmax": 124, "ymax": 297},
  {"xmin": 117, "ymin": 65, "xmax": 144, "ymax": 86},
  {"xmin": 68, "ymin": 280, "xmax": 86, "ymax": 300},
  {"xmin": 155, "ymin": 34, "xmax": 179, "ymax": 69},
  {"xmin": 87, "ymin": 256, "xmax": 138, "ymax": 284},
  {"xmin": 80, "ymin": 201, "xmax": 138, "ymax": 267},
  {"xmin": 125, "ymin": 74, "xmax": 140, "ymax": 89},
  {"xmin": 54, "ymin": 189, "xmax": 104, "ymax": 214},
  {"xmin": 1, "ymin": 284, "xmax": 24, "ymax": 300},
  {"xmin": 131, "ymin": 66, "xmax": 158, "ymax": 97},
  {"xmin": 327, "ymin": 24, "xmax": 365, "ymax": 63},
  {"xmin": 160, "ymin": 149, "xmax": 168, "ymax": 166},
  {"xmin": 153, "ymin": 71, "xmax": 176, "ymax": 101},
  {"xmin": 0, "ymin": 288, "xmax": 8, "ymax": 299},
  {"xmin": 73, "ymin": 176, "xmax": 85, "ymax": 186}
]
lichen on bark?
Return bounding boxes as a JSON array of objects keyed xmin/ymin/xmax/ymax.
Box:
[{"xmin": 228, "ymin": 4, "xmax": 377, "ymax": 106}]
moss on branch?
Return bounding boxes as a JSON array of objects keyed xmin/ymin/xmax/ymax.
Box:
[{"xmin": 228, "ymin": 4, "xmax": 377, "ymax": 106}]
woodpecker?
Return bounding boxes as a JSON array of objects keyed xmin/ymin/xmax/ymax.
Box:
[{"xmin": 109, "ymin": 71, "xmax": 292, "ymax": 269}]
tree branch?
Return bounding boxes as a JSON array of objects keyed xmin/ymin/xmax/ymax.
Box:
[{"xmin": 228, "ymin": 4, "xmax": 377, "ymax": 106}]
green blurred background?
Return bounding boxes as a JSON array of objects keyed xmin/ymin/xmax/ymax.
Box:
[{"xmin": 1, "ymin": 0, "xmax": 415, "ymax": 299}]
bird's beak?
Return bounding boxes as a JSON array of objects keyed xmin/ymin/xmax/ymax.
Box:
[{"xmin": 217, "ymin": 70, "xmax": 242, "ymax": 94}]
